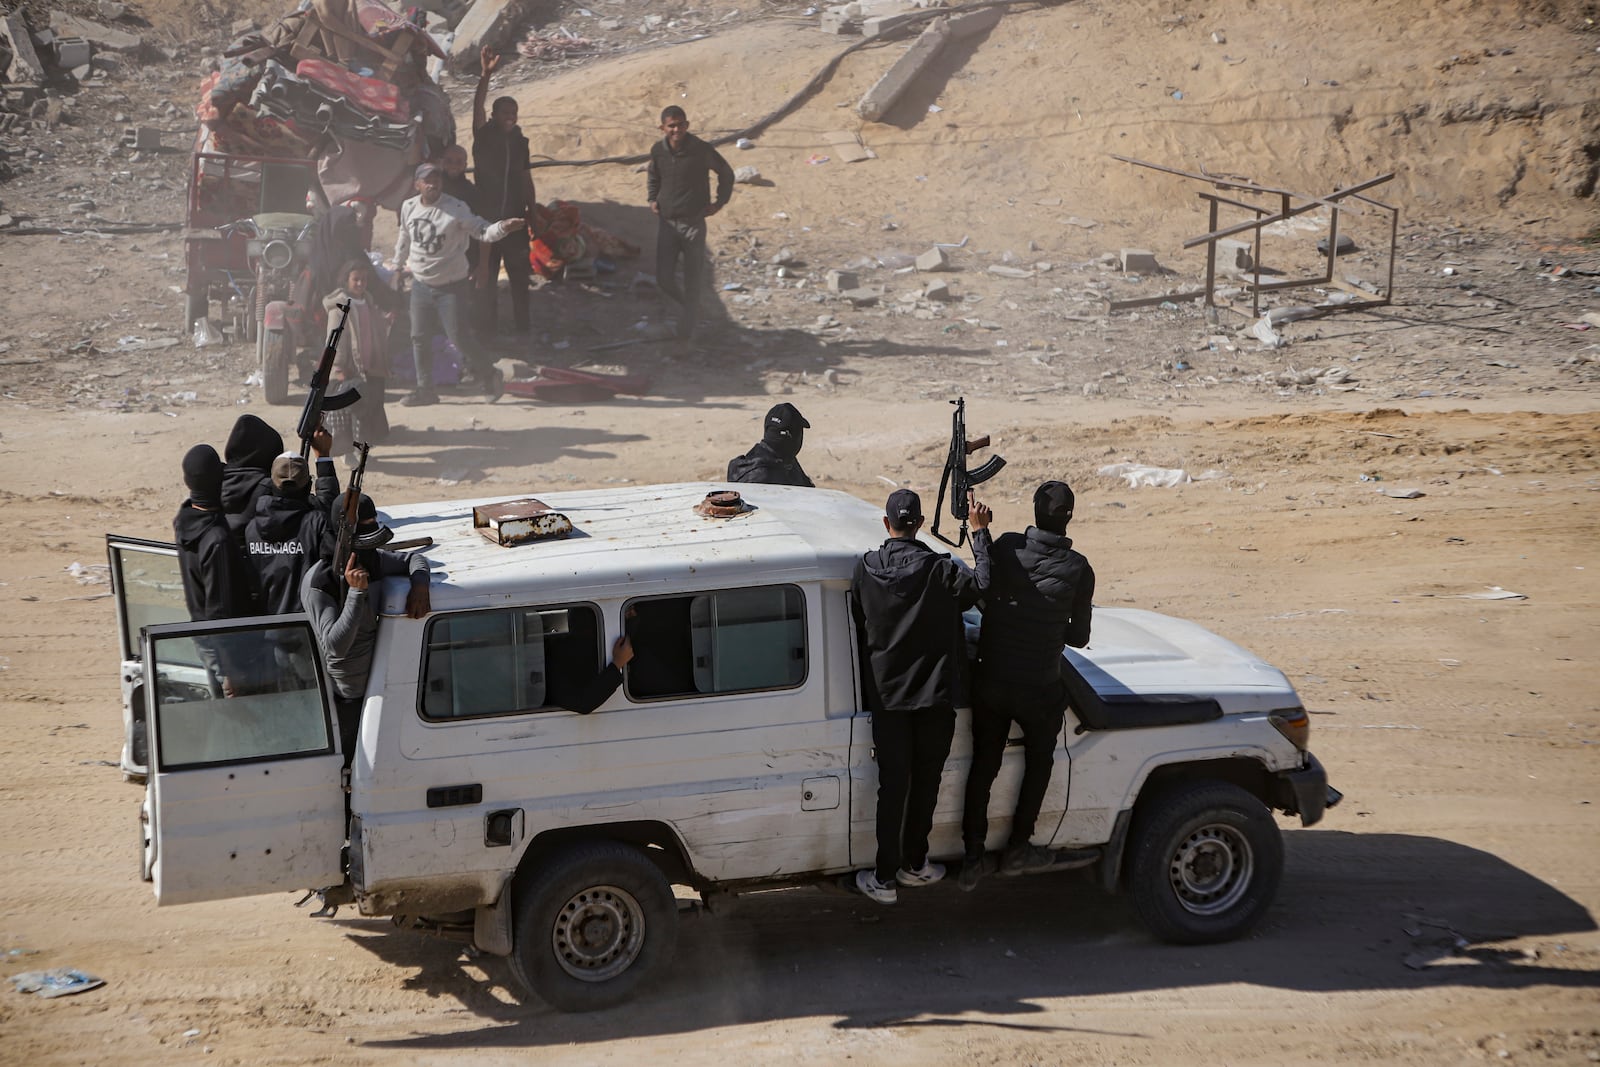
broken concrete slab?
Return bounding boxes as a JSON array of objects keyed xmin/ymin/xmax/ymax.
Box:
[
  {"xmin": 838, "ymin": 287, "xmax": 881, "ymax": 307},
  {"xmin": 857, "ymin": 16, "xmax": 948, "ymax": 123},
  {"xmin": 924, "ymin": 278, "xmax": 952, "ymax": 301},
  {"xmin": 98, "ymin": 0, "xmax": 127, "ymax": 20},
  {"xmin": 449, "ymin": 0, "xmax": 524, "ymax": 63},
  {"xmin": 946, "ymin": 5, "xmax": 1003, "ymax": 39},
  {"xmin": 1120, "ymin": 248, "xmax": 1160, "ymax": 273},
  {"xmin": 733, "ymin": 165, "xmax": 761, "ymax": 184},
  {"xmin": 916, "ymin": 246, "xmax": 951, "ymax": 272},
  {"xmin": 2, "ymin": 15, "xmax": 48, "ymax": 84},
  {"xmin": 49, "ymin": 11, "xmax": 141, "ymax": 53},
  {"xmin": 988, "ymin": 264, "xmax": 1035, "ymax": 279},
  {"xmin": 863, "ymin": 10, "xmax": 926, "ymax": 38},
  {"xmin": 826, "ymin": 269, "xmax": 859, "ymax": 292}
]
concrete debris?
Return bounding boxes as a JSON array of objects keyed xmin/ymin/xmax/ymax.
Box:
[
  {"xmin": 2, "ymin": 14, "xmax": 48, "ymax": 84},
  {"xmin": 838, "ymin": 287, "xmax": 881, "ymax": 307},
  {"xmin": 826, "ymin": 269, "xmax": 859, "ymax": 292},
  {"xmin": 450, "ymin": 0, "xmax": 523, "ymax": 66},
  {"xmin": 916, "ymin": 247, "xmax": 951, "ymax": 272},
  {"xmin": 857, "ymin": 15, "xmax": 949, "ymax": 122},
  {"xmin": 1120, "ymin": 248, "xmax": 1160, "ymax": 273},
  {"xmin": 987, "ymin": 264, "xmax": 1035, "ymax": 279},
  {"xmin": 733, "ymin": 165, "xmax": 761, "ymax": 184},
  {"xmin": 48, "ymin": 11, "xmax": 141, "ymax": 54},
  {"xmin": 923, "ymin": 278, "xmax": 952, "ymax": 301},
  {"xmin": 1317, "ymin": 233, "xmax": 1357, "ymax": 255}
]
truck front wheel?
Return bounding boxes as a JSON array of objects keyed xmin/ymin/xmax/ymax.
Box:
[
  {"xmin": 509, "ymin": 841, "xmax": 679, "ymax": 1011},
  {"xmin": 1127, "ymin": 781, "xmax": 1283, "ymax": 944}
]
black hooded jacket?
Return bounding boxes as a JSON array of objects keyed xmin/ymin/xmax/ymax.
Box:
[
  {"xmin": 727, "ymin": 439, "xmax": 814, "ymax": 487},
  {"xmin": 221, "ymin": 415, "xmax": 284, "ymax": 533},
  {"xmin": 174, "ymin": 502, "xmax": 249, "ymax": 622},
  {"xmin": 976, "ymin": 527, "xmax": 1095, "ymax": 684},
  {"xmin": 850, "ymin": 532, "xmax": 989, "ymax": 713},
  {"xmin": 245, "ymin": 490, "xmax": 332, "ymax": 616}
]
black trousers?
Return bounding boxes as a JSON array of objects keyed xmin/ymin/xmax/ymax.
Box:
[
  {"xmin": 871, "ymin": 706, "xmax": 956, "ymax": 882},
  {"xmin": 479, "ymin": 228, "xmax": 532, "ymax": 333},
  {"xmin": 654, "ymin": 216, "xmax": 707, "ymax": 339},
  {"xmin": 961, "ymin": 674, "xmax": 1066, "ymax": 853}
]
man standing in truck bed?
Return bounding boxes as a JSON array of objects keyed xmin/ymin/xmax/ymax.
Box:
[{"xmin": 646, "ymin": 105, "xmax": 734, "ymax": 344}]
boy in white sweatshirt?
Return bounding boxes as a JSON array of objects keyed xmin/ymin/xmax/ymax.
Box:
[{"xmin": 393, "ymin": 162, "xmax": 524, "ymax": 406}]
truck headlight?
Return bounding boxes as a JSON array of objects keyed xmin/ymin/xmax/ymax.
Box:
[{"xmin": 1269, "ymin": 708, "xmax": 1310, "ymax": 751}]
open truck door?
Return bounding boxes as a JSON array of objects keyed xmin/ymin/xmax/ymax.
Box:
[
  {"xmin": 142, "ymin": 615, "xmax": 346, "ymax": 905},
  {"xmin": 106, "ymin": 535, "xmax": 190, "ymax": 781}
]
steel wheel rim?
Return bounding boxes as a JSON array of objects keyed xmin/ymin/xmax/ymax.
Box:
[
  {"xmin": 550, "ymin": 884, "xmax": 645, "ymax": 982},
  {"xmin": 1168, "ymin": 823, "xmax": 1253, "ymax": 916}
]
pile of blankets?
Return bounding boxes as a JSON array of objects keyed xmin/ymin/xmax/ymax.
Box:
[{"xmin": 194, "ymin": 0, "xmax": 453, "ymax": 209}]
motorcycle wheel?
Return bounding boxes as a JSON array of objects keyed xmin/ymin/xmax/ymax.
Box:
[{"xmin": 262, "ymin": 328, "xmax": 292, "ymax": 406}]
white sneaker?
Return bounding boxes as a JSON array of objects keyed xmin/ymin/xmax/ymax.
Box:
[
  {"xmin": 854, "ymin": 868, "xmax": 898, "ymax": 904},
  {"xmin": 896, "ymin": 860, "xmax": 946, "ymax": 887}
]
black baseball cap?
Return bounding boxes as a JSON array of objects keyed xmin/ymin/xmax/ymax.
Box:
[
  {"xmin": 885, "ymin": 488, "xmax": 923, "ymax": 525},
  {"xmin": 1034, "ymin": 480, "xmax": 1075, "ymax": 523},
  {"xmin": 765, "ymin": 403, "xmax": 810, "ymax": 433}
]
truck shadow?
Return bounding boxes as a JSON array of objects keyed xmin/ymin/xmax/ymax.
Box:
[{"xmin": 350, "ymin": 830, "xmax": 1599, "ymax": 1049}]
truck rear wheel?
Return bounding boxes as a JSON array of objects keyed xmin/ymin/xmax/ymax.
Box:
[
  {"xmin": 508, "ymin": 841, "xmax": 678, "ymax": 1012},
  {"xmin": 1127, "ymin": 780, "xmax": 1283, "ymax": 944}
]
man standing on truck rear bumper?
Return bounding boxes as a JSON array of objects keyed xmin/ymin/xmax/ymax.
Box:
[
  {"xmin": 850, "ymin": 488, "xmax": 991, "ymax": 904},
  {"xmin": 959, "ymin": 480, "xmax": 1095, "ymax": 889}
]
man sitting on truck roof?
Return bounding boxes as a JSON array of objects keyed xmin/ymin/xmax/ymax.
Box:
[{"xmin": 850, "ymin": 487, "xmax": 991, "ymax": 905}]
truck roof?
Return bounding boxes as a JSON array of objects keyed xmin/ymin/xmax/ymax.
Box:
[{"xmin": 378, "ymin": 482, "xmax": 889, "ymax": 610}]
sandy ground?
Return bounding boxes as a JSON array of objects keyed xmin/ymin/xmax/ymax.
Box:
[{"xmin": 2, "ymin": 0, "xmax": 1600, "ymax": 1063}]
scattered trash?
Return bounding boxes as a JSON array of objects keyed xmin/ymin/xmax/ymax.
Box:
[
  {"xmin": 927, "ymin": 104, "xmax": 943, "ymax": 113},
  {"xmin": 806, "ymin": 154, "xmax": 830, "ymax": 165},
  {"xmin": 1251, "ymin": 317, "xmax": 1285, "ymax": 349},
  {"xmin": 1098, "ymin": 462, "xmax": 1189, "ymax": 489},
  {"xmin": 10, "ymin": 969, "xmax": 105, "ymax": 998},
  {"xmin": 735, "ymin": 137, "xmax": 754, "ymax": 150},
  {"xmin": 1438, "ymin": 586, "xmax": 1527, "ymax": 601},
  {"xmin": 1381, "ymin": 488, "xmax": 1425, "ymax": 499},
  {"xmin": 66, "ymin": 561, "xmax": 109, "ymax": 585},
  {"xmin": 117, "ymin": 335, "xmax": 181, "ymax": 352},
  {"xmin": 192, "ymin": 319, "xmax": 222, "ymax": 348}
]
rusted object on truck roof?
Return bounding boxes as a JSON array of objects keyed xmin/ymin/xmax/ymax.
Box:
[
  {"xmin": 693, "ymin": 491, "xmax": 752, "ymax": 518},
  {"xmin": 473, "ymin": 498, "xmax": 574, "ymax": 545}
]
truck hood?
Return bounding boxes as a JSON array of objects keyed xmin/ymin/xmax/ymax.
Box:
[{"xmin": 1064, "ymin": 608, "xmax": 1300, "ymax": 716}]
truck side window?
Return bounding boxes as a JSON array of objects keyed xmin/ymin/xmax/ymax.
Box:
[
  {"xmin": 625, "ymin": 585, "xmax": 806, "ymax": 701},
  {"xmin": 421, "ymin": 603, "xmax": 602, "ymax": 720}
]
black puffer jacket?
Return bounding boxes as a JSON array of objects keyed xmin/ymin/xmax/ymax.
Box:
[
  {"xmin": 726, "ymin": 439, "xmax": 814, "ymax": 487},
  {"xmin": 977, "ymin": 527, "xmax": 1094, "ymax": 684},
  {"xmin": 851, "ymin": 533, "xmax": 989, "ymax": 713},
  {"xmin": 244, "ymin": 491, "xmax": 331, "ymax": 616}
]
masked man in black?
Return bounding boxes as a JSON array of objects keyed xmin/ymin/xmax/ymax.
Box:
[
  {"xmin": 959, "ymin": 480, "xmax": 1095, "ymax": 890},
  {"xmin": 727, "ymin": 403, "xmax": 814, "ymax": 487},
  {"xmin": 174, "ymin": 444, "xmax": 250, "ymax": 693},
  {"xmin": 849, "ymin": 488, "xmax": 991, "ymax": 904}
]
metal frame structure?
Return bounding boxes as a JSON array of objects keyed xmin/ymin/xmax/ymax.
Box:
[{"xmin": 1107, "ymin": 156, "xmax": 1399, "ymax": 318}]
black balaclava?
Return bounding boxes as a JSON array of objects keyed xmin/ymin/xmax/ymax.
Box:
[
  {"xmin": 182, "ymin": 444, "xmax": 224, "ymax": 509},
  {"xmin": 224, "ymin": 414, "xmax": 285, "ymax": 471},
  {"xmin": 762, "ymin": 402, "xmax": 810, "ymax": 459}
]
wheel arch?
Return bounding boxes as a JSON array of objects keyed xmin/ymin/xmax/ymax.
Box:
[
  {"xmin": 1101, "ymin": 754, "xmax": 1279, "ymax": 893},
  {"xmin": 511, "ymin": 820, "xmax": 697, "ymax": 900}
]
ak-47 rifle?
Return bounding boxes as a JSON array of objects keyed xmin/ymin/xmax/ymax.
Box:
[
  {"xmin": 930, "ymin": 397, "xmax": 1006, "ymax": 548},
  {"xmin": 297, "ymin": 299, "xmax": 361, "ymax": 459},
  {"xmin": 331, "ymin": 442, "xmax": 394, "ymax": 601}
]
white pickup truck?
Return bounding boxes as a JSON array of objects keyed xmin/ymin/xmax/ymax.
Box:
[{"xmin": 108, "ymin": 482, "xmax": 1338, "ymax": 1011}]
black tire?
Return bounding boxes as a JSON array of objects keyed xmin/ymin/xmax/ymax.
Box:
[
  {"xmin": 1127, "ymin": 780, "xmax": 1283, "ymax": 945},
  {"xmin": 262, "ymin": 328, "xmax": 291, "ymax": 406},
  {"xmin": 508, "ymin": 841, "xmax": 679, "ymax": 1012}
]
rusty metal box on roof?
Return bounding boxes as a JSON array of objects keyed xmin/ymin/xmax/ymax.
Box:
[{"xmin": 472, "ymin": 498, "xmax": 574, "ymax": 546}]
